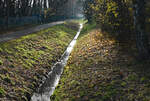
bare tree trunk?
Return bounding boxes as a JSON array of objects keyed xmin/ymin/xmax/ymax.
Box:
[
  {"xmin": 5, "ymin": 0, "xmax": 10, "ymax": 29},
  {"xmin": 133, "ymin": 0, "xmax": 150, "ymax": 60}
]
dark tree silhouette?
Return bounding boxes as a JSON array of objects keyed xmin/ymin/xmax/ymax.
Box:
[
  {"xmin": 0, "ymin": 0, "xmax": 70, "ymax": 29},
  {"xmin": 133, "ymin": 0, "xmax": 150, "ymax": 59}
]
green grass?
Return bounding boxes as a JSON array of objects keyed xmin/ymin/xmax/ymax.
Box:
[
  {"xmin": 0, "ymin": 21, "xmax": 79, "ymax": 101},
  {"xmin": 79, "ymin": 22, "xmax": 97, "ymax": 37},
  {"xmin": 69, "ymin": 19, "xmax": 87, "ymax": 24},
  {"xmin": 0, "ymin": 87, "xmax": 6, "ymax": 97},
  {"xmin": 51, "ymin": 24, "xmax": 150, "ymax": 101}
]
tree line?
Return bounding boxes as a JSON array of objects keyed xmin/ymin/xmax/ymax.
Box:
[
  {"xmin": 83, "ymin": 0, "xmax": 150, "ymax": 60},
  {"xmin": 0, "ymin": 0, "xmax": 69, "ymax": 17},
  {"xmin": 0, "ymin": 0, "xmax": 82, "ymax": 29}
]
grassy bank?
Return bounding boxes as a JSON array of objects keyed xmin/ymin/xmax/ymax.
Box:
[
  {"xmin": 0, "ymin": 22, "xmax": 79, "ymax": 101},
  {"xmin": 52, "ymin": 24, "xmax": 150, "ymax": 101}
]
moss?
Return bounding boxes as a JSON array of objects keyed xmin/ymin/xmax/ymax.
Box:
[
  {"xmin": 0, "ymin": 47, "xmax": 3, "ymax": 52},
  {"xmin": 5, "ymin": 56, "xmax": 13, "ymax": 62},
  {"xmin": 9, "ymin": 64, "xmax": 15, "ymax": 68},
  {"xmin": 0, "ymin": 87, "xmax": 6, "ymax": 97},
  {"xmin": 127, "ymin": 74, "xmax": 138, "ymax": 81},
  {"xmin": 140, "ymin": 77, "xmax": 149, "ymax": 83},
  {"xmin": 3, "ymin": 74, "xmax": 15, "ymax": 85},
  {"xmin": 121, "ymin": 82, "xmax": 127, "ymax": 87}
]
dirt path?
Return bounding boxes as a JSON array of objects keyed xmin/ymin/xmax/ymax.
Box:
[{"xmin": 0, "ymin": 21, "xmax": 64, "ymax": 42}]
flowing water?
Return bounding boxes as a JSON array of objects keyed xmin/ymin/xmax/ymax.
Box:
[{"xmin": 31, "ymin": 24, "xmax": 83, "ymax": 101}]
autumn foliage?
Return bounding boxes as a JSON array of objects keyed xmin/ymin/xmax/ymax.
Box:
[{"xmin": 83, "ymin": 0, "xmax": 133, "ymax": 41}]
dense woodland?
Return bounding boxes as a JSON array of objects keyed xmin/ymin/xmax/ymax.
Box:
[
  {"xmin": 0, "ymin": 0, "xmax": 83, "ymax": 29},
  {"xmin": 83, "ymin": 0, "xmax": 150, "ymax": 60},
  {"xmin": 0, "ymin": 0, "xmax": 67, "ymax": 18}
]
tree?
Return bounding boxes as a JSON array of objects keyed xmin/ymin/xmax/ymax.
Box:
[
  {"xmin": 133, "ymin": 0, "xmax": 150, "ymax": 59},
  {"xmin": 83, "ymin": 0, "xmax": 150, "ymax": 59},
  {"xmin": 0, "ymin": 0, "xmax": 70, "ymax": 29},
  {"xmin": 83, "ymin": 0, "xmax": 95, "ymax": 22}
]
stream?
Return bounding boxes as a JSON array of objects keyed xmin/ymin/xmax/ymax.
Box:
[{"xmin": 31, "ymin": 23, "xmax": 83, "ymax": 101}]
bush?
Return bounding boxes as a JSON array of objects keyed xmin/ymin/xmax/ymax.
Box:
[{"xmin": 83, "ymin": 0, "xmax": 96, "ymax": 23}]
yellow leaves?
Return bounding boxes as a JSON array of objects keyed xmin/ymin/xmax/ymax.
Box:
[
  {"xmin": 88, "ymin": 47, "xmax": 91, "ymax": 50},
  {"xmin": 114, "ymin": 12, "xmax": 119, "ymax": 18},
  {"xmin": 89, "ymin": 83, "xmax": 95, "ymax": 88},
  {"xmin": 104, "ymin": 49, "xmax": 109, "ymax": 56},
  {"xmin": 109, "ymin": 40, "xmax": 116, "ymax": 44},
  {"xmin": 66, "ymin": 66, "xmax": 70, "ymax": 69},
  {"xmin": 104, "ymin": 49, "xmax": 109, "ymax": 52},
  {"xmin": 106, "ymin": 1, "xmax": 120, "ymax": 18}
]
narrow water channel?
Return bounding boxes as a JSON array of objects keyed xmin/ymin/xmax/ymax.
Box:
[{"xmin": 31, "ymin": 23, "xmax": 83, "ymax": 101}]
